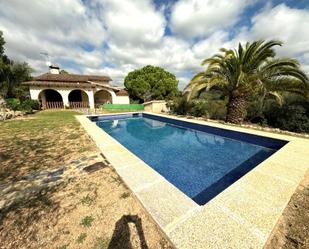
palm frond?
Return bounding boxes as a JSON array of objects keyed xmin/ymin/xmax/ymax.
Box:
[
  {"xmin": 268, "ymin": 91, "xmax": 284, "ymax": 105},
  {"xmin": 183, "ymin": 39, "xmax": 309, "ymax": 105}
]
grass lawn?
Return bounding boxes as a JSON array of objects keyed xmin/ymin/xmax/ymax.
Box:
[
  {"xmin": 0, "ymin": 111, "xmax": 96, "ymax": 182},
  {"xmin": 0, "ymin": 111, "xmax": 173, "ymax": 249}
]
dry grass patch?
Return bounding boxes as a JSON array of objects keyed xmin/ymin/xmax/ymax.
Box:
[
  {"xmin": 0, "ymin": 111, "xmax": 96, "ymax": 182},
  {"xmin": 0, "ymin": 110, "xmax": 174, "ymax": 249}
]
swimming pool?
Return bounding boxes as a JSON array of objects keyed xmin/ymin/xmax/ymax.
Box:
[{"xmin": 91, "ymin": 113, "xmax": 287, "ymax": 205}]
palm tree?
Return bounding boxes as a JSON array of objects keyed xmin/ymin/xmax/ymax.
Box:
[{"xmin": 185, "ymin": 40, "xmax": 309, "ymax": 124}]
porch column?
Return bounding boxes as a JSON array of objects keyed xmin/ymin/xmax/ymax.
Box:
[
  {"xmin": 86, "ymin": 90, "xmax": 95, "ymax": 109},
  {"xmin": 62, "ymin": 94, "xmax": 69, "ymax": 107},
  {"xmin": 57, "ymin": 89, "xmax": 70, "ymax": 108}
]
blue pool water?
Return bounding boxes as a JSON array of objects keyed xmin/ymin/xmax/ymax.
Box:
[{"xmin": 93, "ymin": 114, "xmax": 286, "ymax": 205}]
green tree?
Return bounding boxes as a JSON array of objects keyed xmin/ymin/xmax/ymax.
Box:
[
  {"xmin": 0, "ymin": 61, "xmax": 32, "ymax": 98},
  {"xmin": 124, "ymin": 65, "xmax": 179, "ymax": 102},
  {"xmin": 185, "ymin": 40, "xmax": 309, "ymax": 124},
  {"xmin": 0, "ymin": 31, "xmax": 32, "ymax": 98},
  {"xmin": 60, "ymin": 69, "xmax": 69, "ymax": 74},
  {"xmin": 0, "ymin": 30, "xmax": 5, "ymax": 56}
]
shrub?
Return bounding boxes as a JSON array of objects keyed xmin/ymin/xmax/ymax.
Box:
[
  {"xmin": 5, "ymin": 98, "xmax": 20, "ymax": 111},
  {"xmin": 205, "ymin": 100, "xmax": 227, "ymax": 120},
  {"xmin": 80, "ymin": 216, "xmax": 94, "ymax": 227},
  {"xmin": 245, "ymin": 99, "xmax": 267, "ymax": 125},
  {"xmin": 168, "ymin": 96, "xmax": 194, "ymax": 115},
  {"xmin": 77, "ymin": 233, "xmax": 87, "ymax": 244},
  {"xmin": 5, "ymin": 98, "xmax": 40, "ymax": 113},
  {"xmin": 19, "ymin": 99, "xmax": 40, "ymax": 113},
  {"xmin": 28, "ymin": 99, "xmax": 40, "ymax": 110},
  {"xmin": 188, "ymin": 101, "xmax": 208, "ymax": 117},
  {"xmin": 265, "ymin": 103, "xmax": 309, "ymax": 133},
  {"xmin": 169, "ymin": 95, "xmax": 226, "ymax": 119},
  {"xmin": 198, "ymin": 90, "xmax": 227, "ymax": 120}
]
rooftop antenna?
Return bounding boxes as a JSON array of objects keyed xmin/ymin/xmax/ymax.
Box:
[{"xmin": 40, "ymin": 51, "xmax": 52, "ymax": 66}]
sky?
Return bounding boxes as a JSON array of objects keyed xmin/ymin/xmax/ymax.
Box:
[{"xmin": 0, "ymin": 0, "xmax": 309, "ymax": 89}]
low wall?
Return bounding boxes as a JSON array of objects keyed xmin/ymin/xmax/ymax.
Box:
[
  {"xmin": 114, "ymin": 96, "xmax": 130, "ymax": 104},
  {"xmin": 143, "ymin": 100, "xmax": 168, "ymax": 113}
]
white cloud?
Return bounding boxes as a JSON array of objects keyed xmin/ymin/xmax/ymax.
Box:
[
  {"xmin": 87, "ymin": 36, "xmax": 197, "ymax": 85},
  {"xmin": 101, "ymin": 0, "xmax": 166, "ymax": 46},
  {"xmin": 232, "ymin": 4, "xmax": 309, "ymax": 75},
  {"xmin": 85, "ymin": 66, "xmax": 130, "ymax": 86},
  {"xmin": 249, "ymin": 4, "xmax": 309, "ymax": 57},
  {"xmin": 1, "ymin": 0, "xmax": 308, "ymax": 88},
  {"xmin": 192, "ymin": 31, "xmax": 229, "ymax": 61},
  {"xmin": 170, "ymin": 0, "xmax": 254, "ymax": 39},
  {"xmin": 0, "ymin": 0, "xmax": 105, "ymax": 74}
]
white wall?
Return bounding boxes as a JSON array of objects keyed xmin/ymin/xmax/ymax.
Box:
[
  {"xmin": 114, "ymin": 96, "xmax": 130, "ymax": 104},
  {"xmin": 29, "ymin": 88, "xmax": 42, "ymax": 100},
  {"xmin": 29, "ymin": 86, "xmax": 128, "ymax": 108},
  {"xmin": 144, "ymin": 100, "xmax": 168, "ymax": 113}
]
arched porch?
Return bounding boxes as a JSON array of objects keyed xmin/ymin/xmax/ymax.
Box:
[
  {"xmin": 68, "ymin": 89, "xmax": 89, "ymax": 108},
  {"xmin": 94, "ymin": 89, "xmax": 114, "ymax": 108},
  {"xmin": 39, "ymin": 89, "xmax": 64, "ymax": 109}
]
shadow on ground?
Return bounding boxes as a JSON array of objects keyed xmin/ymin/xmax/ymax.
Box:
[
  {"xmin": 108, "ymin": 215, "xmax": 149, "ymax": 249},
  {"xmin": 0, "ymin": 181, "xmax": 65, "ymax": 247}
]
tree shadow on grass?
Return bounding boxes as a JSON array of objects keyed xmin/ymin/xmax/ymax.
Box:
[
  {"xmin": 108, "ymin": 215, "xmax": 149, "ymax": 249},
  {"xmin": 0, "ymin": 181, "xmax": 67, "ymax": 248},
  {"xmin": 0, "ymin": 137, "xmax": 60, "ymax": 182}
]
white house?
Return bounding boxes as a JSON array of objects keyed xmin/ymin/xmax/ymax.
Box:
[{"xmin": 23, "ymin": 66, "xmax": 130, "ymax": 109}]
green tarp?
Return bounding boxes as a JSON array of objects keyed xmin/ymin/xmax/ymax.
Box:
[{"xmin": 102, "ymin": 104, "xmax": 144, "ymax": 110}]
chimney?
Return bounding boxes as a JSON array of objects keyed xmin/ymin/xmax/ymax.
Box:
[{"xmin": 49, "ymin": 65, "xmax": 60, "ymax": 74}]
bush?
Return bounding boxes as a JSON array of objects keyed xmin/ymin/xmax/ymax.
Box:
[
  {"xmin": 245, "ymin": 99, "xmax": 267, "ymax": 125},
  {"xmin": 205, "ymin": 100, "xmax": 226, "ymax": 120},
  {"xmin": 170, "ymin": 91, "xmax": 309, "ymax": 133},
  {"xmin": 198, "ymin": 90, "xmax": 227, "ymax": 120},
  {"xmin": 169, "ymin": 95, "xmax": 226, "ymax": 119},
  {"xmin": 29, "ymin": 99, "xmax": 40, "ymax": 110},
  {"xmin": 19, "ymin": 99, "xmax": 40, "ymax": 112},
  {"xmin": 5, "ymin": 98, "xmax": 40, "ymax": 113},
  {"xmin": 265, "ymin": 103, "xmax": 309, "ymax": 133},
  {"xmin": 168, "ymin": 96, "xmax": 194, "ymax": 115},
  {"xmin": 5, "ymin": 98, "xmax": 20, "ymax": 111},
  {"xmin": 189, "ymin": 101, "xmax": 208, "ymax": 117}
]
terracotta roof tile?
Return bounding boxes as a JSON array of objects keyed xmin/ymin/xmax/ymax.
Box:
[
  {"xmin": 115, "ymin": 89, "xmax": 129, "ymax": 96},
  {"xmin": 35, "ymin": 73, "xmax": 111, "ymax": 82},
  {"xmin": 23, "ymin": 81, "xmax": 94, "ymax": 88}
]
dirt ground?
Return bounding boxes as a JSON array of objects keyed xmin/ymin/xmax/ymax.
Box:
[
  {"xmin": 0, "ymin": 111, "xmax": 173, "ymax": 249},
  {"xmin": 264, "ymin": 170, "xmax": 309, "ymax": 249}
]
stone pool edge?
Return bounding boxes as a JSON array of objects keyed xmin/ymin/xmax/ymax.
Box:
[{"xmin": 76, "ymin": 113, "xmax": 309, "ymax": 249}]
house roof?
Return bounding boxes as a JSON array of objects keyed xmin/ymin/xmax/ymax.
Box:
[
  {"xmin": 23, "ymin": 80, "xmax": 93, "ymax": 88},
  {"xmin": 23, "ymin": 72, "xmax": 111, "ymax": 88},
  {"xmin": 34, "ymin": 73, "xmax": 111, "ymax": 82},
  {"xmin": 23, "ymin": 72, "xmax": 129, "ymax": 96},
  {"xmin": 115, "ymin": 89, "xmax": 129, "ymax": 96}
]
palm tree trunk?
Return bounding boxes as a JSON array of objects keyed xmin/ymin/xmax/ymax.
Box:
[{"xmin": 226, "ymin": 94, "xmax": 246, "ymax": 124}]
